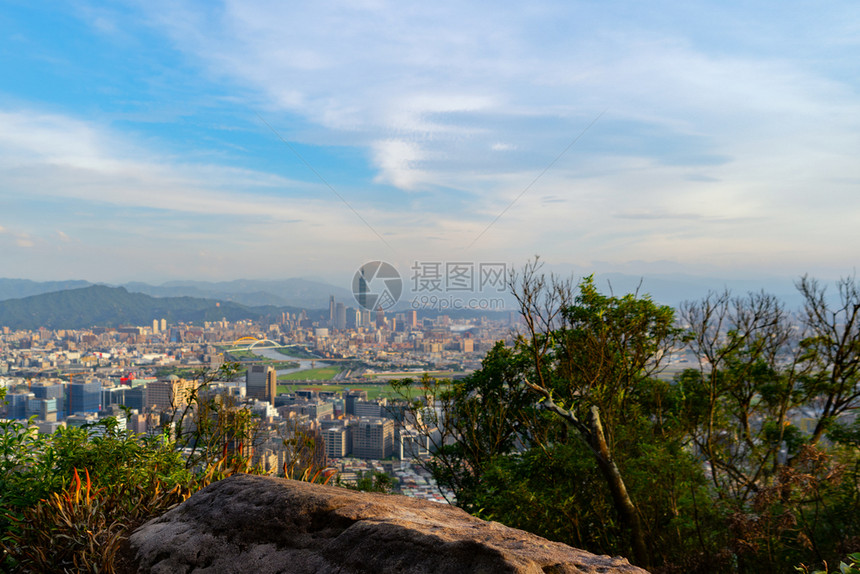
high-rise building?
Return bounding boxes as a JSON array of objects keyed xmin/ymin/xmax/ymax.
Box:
[
  {"xmin": 32, "ymin": 381, "xmax": 64, "ymax": 415},
  {"xmin": 246, "ymin": 365, "xmax": 277, "ymax": 405},
  {"xmin": 408, "ymin": 310, "xmax": 418, "ymax": 329},
  {"xmin": 146, "ymin": 376, "xmax": 196, "ymax": 411},
  {"xmin": 152, "ymin": 319, "xmax": 159, "ymax": 334},
  {"xmin": 329, "ymin": 295, "xmax": 336, "ymax": 327},
  {"xmin": 357, "ymin": 269, "xmax": 369, "ymax": 310},
  {"xmin": 352, "ymin": 418, "xmax": 394, "ymax": 459},
  {"xmin": 4, "ymin": 392, "xmax": 32, "ymax": 419},
  {"xmin": 322, "ymin": 426, "xmax": 350, "ymax": 459},
  {"xmin": 66, "ymin": 380, "xmax": 101, "ymax": 416},
  {"xmin": 123, "ymin": 386, "xmax": 148, "ymax": 412},
  {"xmin": 348, "ymin": 308, "xmax": 360, "ymax": 329},
  {"xmin": 354, "ymin": 398, "xmax": 387, "ymax": 419},
  {"xmin": 335, "ymin": 302, "xmax": 346, "ymax": 330},
  {"xmin": 344, "ymin": 390, "xmax": 368, "ymax": 415}
]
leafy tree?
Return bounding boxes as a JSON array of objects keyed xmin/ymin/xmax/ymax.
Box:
[
  {"xmin": 395, "ymin": 345, "xmax": 536, "ymax": 510},
  {"xmin": 397, "ymin": 264, "xmax": 860, "ymax": 573},
  {"xmin": 339, "ymin": 470, "xmax": 394, "ymax": 493},
  {"xmin": 510, "ymin": 262, "xmax": 680, "ymax": 567}
]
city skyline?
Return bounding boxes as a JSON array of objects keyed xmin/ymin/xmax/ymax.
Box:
[{"xmin": 1, "ymin": 2, "xmax": 858, "ymax": 284}]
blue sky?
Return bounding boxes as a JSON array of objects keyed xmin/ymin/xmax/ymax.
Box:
[{"xmin": 1, "ymin": 0, "xmax": 858, "ymax": 286}]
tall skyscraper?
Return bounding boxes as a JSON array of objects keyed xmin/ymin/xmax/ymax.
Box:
[
  {"xmin": 329, "ymin": 295, "xmax": 336, "ymax": 327},
  {"xmin": 335, "ymin": 302, "xmax": 346, "ymax": 330},
  {"xmin": 246, "ymin": 365, "xmax": 277, "ymax": 405},
  {"xmin": 348, "ymin": 308, "xmax": 360, "ymax": 329},
  {"xmin": 357, "ymin": 269, "xmax": 369, "ymax": 310}
]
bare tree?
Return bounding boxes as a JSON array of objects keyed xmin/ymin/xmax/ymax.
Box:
[
  {"xmin": 680, "ymin": 290, "xmax": 807, "ymax": 502},
  {"xmin": 796, "ymin": 275, "xmax": 860, "ymax": 445}
]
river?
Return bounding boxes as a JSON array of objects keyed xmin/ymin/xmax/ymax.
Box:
[{"xmin": 249, "ymin": 347, "xmax": 329, "ymax": 376}]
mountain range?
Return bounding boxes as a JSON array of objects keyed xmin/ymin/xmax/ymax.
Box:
[
  {"xmin": 0, "ymin": 272, "xmax": 814, "ymax": 331},
  {"xmin": 0, "ymin": 278, "xmax": 353, "ymax": 308},
  {"xmin": 0, "ymin": 285, "xmax": 309, "ymax": 330}
]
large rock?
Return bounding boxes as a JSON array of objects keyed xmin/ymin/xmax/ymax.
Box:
[{"xmin": 129, "ymin": 474, "xmax": 647, "ymax": 574}]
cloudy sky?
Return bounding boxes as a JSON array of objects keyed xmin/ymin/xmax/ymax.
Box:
[{"xmin": 1, "ymin": 1, "xmax": 858, "ymax": 286}]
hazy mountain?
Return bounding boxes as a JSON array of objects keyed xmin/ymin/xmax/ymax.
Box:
[
  {"xmin": 590, "ymin": 272, "xmax": 804, "ymax": 309},
  {"xmin": 0, "ymin": 278, "xmax": 354, "ymax": 309},
  {"xmin": 0, "ymin": 273, "xmax": 814, "ymax": 326},
  {"xmin": 0, "ymin": 285, "xmax": 296, "ymax": 330},
  {"xmin": 0, "ymin": 278, "xmax": 93, "ymax": 301},
  {"xmin": 121, "ymin": 278, "xmax": 354, "ymax": 309}
]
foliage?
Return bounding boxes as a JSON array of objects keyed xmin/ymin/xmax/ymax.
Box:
[
  {"xmin": 395, "ymin": 263, "xmax": 860, "ymax": 574},
  {"xmin": 281, "ymin": 420, "xmax": 331, "ymax": 484},
  {"xmin": 797, "ymin": 553, "xmax": 860, "ymax": 574},
  {"xmin": 5, "ymin": 466, "xmax": 189, "ymax": 573},
  {"xmin": 338, "ymin": 470, "xmax": 394, "ymax": 493},
  {"xmin": 0, "ymin": 362, "xmax": 334, "ymax": 573},
  {"xmin": 0, "ymin": 422, "xmax": 195, "ymax": 573},
  {"xmin": 391, "ymin": 346, "xmax": 535, "ymax": 511}
]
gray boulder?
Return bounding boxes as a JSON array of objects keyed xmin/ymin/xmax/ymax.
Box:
[{"xmin": 129, "ymin": 474, "xmax": 647, "ymax": 574}]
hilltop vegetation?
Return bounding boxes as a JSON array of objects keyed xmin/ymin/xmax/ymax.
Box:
[{"xmin": 395, "ymin": 266, "xmax": 860, "ymax": 574}]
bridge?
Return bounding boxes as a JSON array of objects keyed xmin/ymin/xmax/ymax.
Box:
[
  {"xmin": 226, "ymin": 337, "xmax": 285, "ymax": 351},
  {"xmin": 216, "ymin": 338, "xmax": 355, "ymax": 363}
]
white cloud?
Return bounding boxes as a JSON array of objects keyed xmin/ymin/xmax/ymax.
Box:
[
  {"xmin": 137, "ymin": 1, "xmax": 860, "ymax": 202},
  {"xmin": 371, "ymin": 139, "xmax": 429, "ymax": 190},
  {"xmin": 5, "ymin": 1, "xmax": 860, "ymax": 280}
]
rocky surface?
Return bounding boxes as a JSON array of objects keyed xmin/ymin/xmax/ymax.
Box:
[{"xmin": 129, "ymin": 474, "xmax": 647, "ymax": 574}]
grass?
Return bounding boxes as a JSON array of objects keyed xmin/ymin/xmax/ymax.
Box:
[
  {"xmin": 362, "ymin": 370, "xmax": 454, "ymax": 380},
  {"xmin": 275, "ymin": 380, "xmax": 449, "ymax": 401},
  {"xmin": 276, "ymin": 382, "xmax": 398, "ymax": 400},
  {"xmin": 278, "ymin": 366, "xmax": 342, "ymax": 381}
]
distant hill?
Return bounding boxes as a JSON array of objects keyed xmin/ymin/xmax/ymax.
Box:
[
  {"xmin": 0, "ymin": 285, "xmax": 299, "ymax": 330},
  {"xmin": 0, "ymin": 278, "xmax": 353, "ymax": 309},
  {"xmin": 121, "ymin": 278, "xmax": 354, "ymax": 309},
  {"xmin": 0, "ymin": 278, "xmax": 93, "ymax": 301}
]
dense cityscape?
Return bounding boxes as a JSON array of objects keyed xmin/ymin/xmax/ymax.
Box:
[{"xmin": 0, "ymin": 294, "xmax": 518, "ymax": 502}]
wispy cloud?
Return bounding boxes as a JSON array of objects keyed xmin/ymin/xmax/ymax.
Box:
[{"xmin": 1, "ymin": 1, "xmax": 859, "ymax": 281}]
